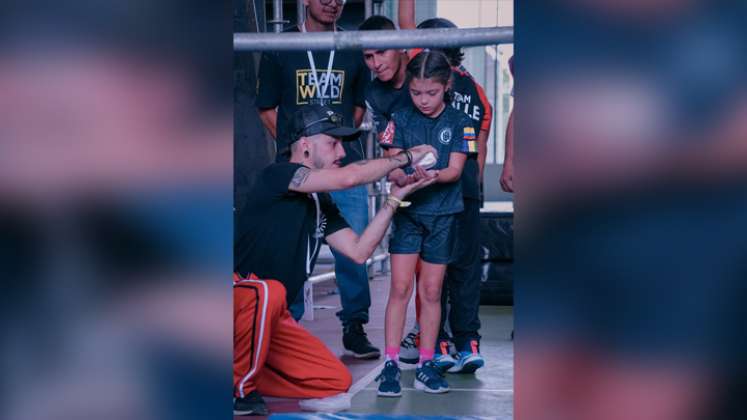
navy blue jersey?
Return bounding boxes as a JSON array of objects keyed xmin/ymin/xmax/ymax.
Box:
[{"xmin": 382, "ymin": 106, "xmax": 476, "ymax": 215}]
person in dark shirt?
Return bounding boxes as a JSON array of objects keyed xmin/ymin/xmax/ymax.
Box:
[
  {"xmin": 234, "ymin": 104, "xmax": 439, "ymax": 415},
  {"xmin": 255, "ymin": 0, "xmax": 378, "ymax": 360},
  {"xmin": 359, "ymin": 16, "xmax": 413, "ymax": 145},
  {"xmin": 375, "ymin": 51, "xmax": 476, "ymax": 398}
]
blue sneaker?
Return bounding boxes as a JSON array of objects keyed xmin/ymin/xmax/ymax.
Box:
[
  {"xmin": 432, "ymin": 339, "xmax": 456, "ymax": 372},
  {"xmin": 448, "ymin": 340, "xmax": 485, "ymax": 374},
  {"xmin": 414, "ymin": 360, "xmax": 449, "ymax": 393},
  {"xmin": 376, "ymin": 360, "xmax": 402, "ymax": 397}
]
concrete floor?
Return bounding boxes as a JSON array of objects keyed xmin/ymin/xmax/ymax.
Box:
[{"xmin": 242, "ymin": 270, "xmax": 514, "ymax": 419}]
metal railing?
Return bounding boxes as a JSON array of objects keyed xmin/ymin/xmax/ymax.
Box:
[
  {"xmin": 234, "ymin": 27, "xmax": 514, "ymax": 51},
  {"xmin": 303, "ymin": 253, "xmax": 388, "ymax": 321}
]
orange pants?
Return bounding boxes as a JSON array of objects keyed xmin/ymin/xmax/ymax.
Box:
[{"xmin": 233, "ymin": 277, "xmax": 352, "ymax": 399}]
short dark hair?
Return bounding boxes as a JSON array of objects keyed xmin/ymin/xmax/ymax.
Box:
[
  {"xmin": 416, "ymin": 18, "xmax": 464, "ymax": 67},
  {"xmin": 359, "ymin": 15, "xmax": 396, "ymax": 31}
]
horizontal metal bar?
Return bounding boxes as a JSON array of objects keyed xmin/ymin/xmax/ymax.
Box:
[
  {"xmin": 308, "ymin": 253, "xmax": 388, "ymax": 285},
  {"xmin": 234, "ymin": 27, "xmax": 513, "ymax": 52}
]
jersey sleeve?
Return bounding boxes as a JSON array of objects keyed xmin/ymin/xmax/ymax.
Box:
[
  {"xmin": 379, "ymin": 112, "xmax": 404, "ymax": 150},
  {"xmin": 255, "ymin": 51, "xmax": 281, "ymax": 109},
  {"xmin": 473, "ymin": 79, "xmax": 493, "ymax": 135},
  {"xmin": 319, "ymin": 193, "xmax": 350, "ymax": 237},
  {"xmin": 456, "ymin": 117, "xmax": 478, "ymax": 156}
]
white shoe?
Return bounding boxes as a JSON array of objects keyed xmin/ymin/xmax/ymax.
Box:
[{"xmin": 298, "ymin": 392, "xmax": 351, "ymax": 412}]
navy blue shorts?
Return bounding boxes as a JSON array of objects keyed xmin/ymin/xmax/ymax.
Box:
[{"xmin": 389, "ymin": 212, "xmax": 457, "ymax": 264}]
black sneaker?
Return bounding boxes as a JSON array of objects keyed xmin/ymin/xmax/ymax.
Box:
[
  {"xmin": 233, "ymin": 390, "xmax": 269, "ymax": 416},
  {"xmin": 343, "ymin": 322, "xmax": 381, "ymax": 359}
]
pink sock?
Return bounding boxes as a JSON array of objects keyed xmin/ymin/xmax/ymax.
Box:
[
  {"xmin": 419, "ymin": 349, "xmax": 434, "ymax": 364},
  {"xmin": 385, "ymin": 347, "xmax": 399, "ymax": 362}
]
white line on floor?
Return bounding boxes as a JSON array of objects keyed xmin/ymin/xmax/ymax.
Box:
[
  {"xmin": 348, "ymin": 361, "xmax": 386, "ymax": 396},
  {"xmin": 361, "ymin": 387, "xmax": 514, "ymax": 393}
]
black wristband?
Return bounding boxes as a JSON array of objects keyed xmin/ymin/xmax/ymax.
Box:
[{"xmin": 403, "ymin": 150, "xmax": 413, "ymax": 167}]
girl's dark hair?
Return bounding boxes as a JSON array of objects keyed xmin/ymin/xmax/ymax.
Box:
[
  {"xmin": 406, "ymin": 50, "xmax": 453, "ymax": 102},
  {"xmin": 416, "ymin": 18, "xmax": 464, "ymax": 67}
]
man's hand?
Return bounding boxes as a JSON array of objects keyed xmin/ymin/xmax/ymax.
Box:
[
  {"xmin": 390, "ymin": 169, "xmax": 439, "ymax": 199},
  {"xmin": 500, "ymin": 162, "xmax": 514, "ymax": 193},
  {"xmin": 407, "ymin": 145, "xmax": 438, "ymax": 167}
]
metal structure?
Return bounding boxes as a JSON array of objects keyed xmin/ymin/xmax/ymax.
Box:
[
  {"xmin": 234, "ymin": 27, "xmax": 514, "ymax": 51},
  {"xmin": 269, "ymin": 0, "xmax": 287, "ymax": 33}
]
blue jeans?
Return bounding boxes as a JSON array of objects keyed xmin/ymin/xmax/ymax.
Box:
[
  {"xmin": 289, "ymin": 185, "xmax": 371, "ymax": 324},
  {"xmin": 331, "ymin": 185, "xmax": 371, "ymax": 325}
]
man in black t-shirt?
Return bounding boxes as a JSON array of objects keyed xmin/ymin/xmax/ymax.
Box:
[
  {"xmin": 255, "ymin": 0, "xmax": 376, "ymax": 359},
  {"xmin": 234, "ymin": 105, "xmax": 438, "ymax": 415}
]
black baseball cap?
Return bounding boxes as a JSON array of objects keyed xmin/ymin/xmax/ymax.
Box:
[{"xmin": 290, "ymin": 105, "xmax": 360, "ymax": 143}]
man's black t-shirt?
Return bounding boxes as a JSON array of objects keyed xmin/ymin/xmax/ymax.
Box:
[
  {"xmin": 365, "ymin": 76, "xmax": 413, "ymax": 142},
  {"xmin": 256, "ymin": 26, "xmax": 370, "ymax": 164},
  {"xmin": 234, "ymin": 162, "xmax": 349, "ymax": 304}
]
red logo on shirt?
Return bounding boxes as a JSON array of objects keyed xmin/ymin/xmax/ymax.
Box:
[{"xmin": 380, "ymin": 120, "xmax": 395, "ymax": 145}]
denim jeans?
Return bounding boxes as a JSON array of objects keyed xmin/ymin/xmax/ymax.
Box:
[
  {"xmin": 330, "ymin": 185, "xmax": 371, "ymax": 325},
  {"xmin": 289, "ymin": 185, "xmax": 371, "ymax": 324}
]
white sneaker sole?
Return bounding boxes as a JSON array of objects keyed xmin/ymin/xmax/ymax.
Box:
[
  {"xmin": 414, "ymin": 379, "xmax": 449, "ymax": 394},
  {"xmin": 448, "ymin": 355, "xmax": 485, "ymax": 373},
  {"xmin": 377, "ymin": 389, "xmax": 402, "ymax": 397}
]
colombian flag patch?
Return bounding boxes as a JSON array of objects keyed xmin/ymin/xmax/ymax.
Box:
[{"xmin": 463, "ymin": 127, "xmax": 478, "ymax": 153}]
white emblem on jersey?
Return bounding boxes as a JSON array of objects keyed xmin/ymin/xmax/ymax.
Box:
[{"xmin": 438, "ymin": 127, "xmax": 452, "ymax": 145}]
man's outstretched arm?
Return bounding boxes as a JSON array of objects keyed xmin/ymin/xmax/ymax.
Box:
[
  {"xmin": 287, "ymin": 144, "xmax": 436, "ymax": 193},
  {"xmin": 325, "ymin": 172, "xmax": 438, "ymax": 264}
]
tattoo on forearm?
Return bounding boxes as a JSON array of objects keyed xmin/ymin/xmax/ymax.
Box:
[{"xmin": 290, "ymin": 167, "xmax": 311, "ymax": 188}]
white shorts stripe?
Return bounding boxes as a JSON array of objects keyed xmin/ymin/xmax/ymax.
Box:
[{"xmin": 236, "ymin": 279, "xmax": 269, "ymax": 398}]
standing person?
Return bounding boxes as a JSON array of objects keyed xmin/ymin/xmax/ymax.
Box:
[
  {"xmin": 255, "ymin": 0, "xmax": 380, "ymax": 359},
  {"xmin": 398, "ymin": 3, "xmax": 492, "ymax": 373},
  {"xmin": 375, "ymin": 51, "xmax": 477, "ymax": 397},
  {"xmin": 234, "ymin": 105, "xmax": 438, "ymax": 415},
  {"xmin": 358, "ymin": 16, "xmax": 412, "ymax": 145}
]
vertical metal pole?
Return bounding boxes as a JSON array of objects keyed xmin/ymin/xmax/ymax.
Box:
[
  {"xmin": 364, "ymin": 0, "xmax": 373, "ymax": 18},
  {"xmin": 297, "ymin": 0, "xmax": 305, "ymax": 25},
  {"xmin": 373, "ymin": 0, "xmax": 381, "ymax": 15},
  {"xmin": 273, "ymin": 0, "xmax": 283, "ymax": 33}
]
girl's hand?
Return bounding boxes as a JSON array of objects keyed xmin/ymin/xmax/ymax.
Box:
[
  {"xmin": 412, "ymin": 164, "xmax": 429, "ymax": 181},
  {"xmin": 390, "ymin": 169, "xmax": 439, "ymax": 199}
]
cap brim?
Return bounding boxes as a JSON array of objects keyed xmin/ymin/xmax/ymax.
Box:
[{"xmin": 323, "ymin": 126, "xmax": 361, "ymax": 140}]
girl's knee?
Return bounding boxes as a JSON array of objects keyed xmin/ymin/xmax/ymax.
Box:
[
  {"xmin": 389, "ymin": 283, "xmax": 413, "ymax": 301},
  {"xmin": 421, "ymin": 285, "xmax": 442, "ymax": 303}
]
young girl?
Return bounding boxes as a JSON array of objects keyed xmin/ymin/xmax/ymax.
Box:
[{"xmin": 376, "ymin": 50, "xmax": 478, "ymax": 396}]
